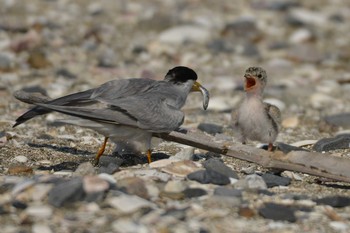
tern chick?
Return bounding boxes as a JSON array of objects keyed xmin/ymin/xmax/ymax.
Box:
[
  {"xmin": 14, "ymin": 66, "xmax": 210, "ymax": 163},
  {"xmin": 232, "ymin": 67, "xmax": 281, "ymax": 151}
]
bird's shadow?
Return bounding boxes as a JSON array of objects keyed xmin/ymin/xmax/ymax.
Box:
[{"xmin": 27, "ymin": 143, "xmax": 94, "ymax": 157}]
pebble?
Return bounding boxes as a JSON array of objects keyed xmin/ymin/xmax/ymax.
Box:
[
  {"xmin": 0, "ymin": 52, "xmax": 15, "ymax": 71},
  {"xmin": 203, "ymin": 158, "xmax": 239, "ymax": 179},
  {"xmin": 213, "ymin": 187, "xmax": 242, "ymax": 198},
  {"xmin": 187, "ymin": 169, "xmax": 230, "ymax": 185},
  {"xmin": 183, "ymin": 188, "xmax": 207, "ymax": 198},
  {"xmin": 323, "ymin": 113, "xmax": 350, "ymax": 128},
  {"xmin": 25, "ymin": 205, "xmax": 53, "ymax": 219},
  {"xmin": 158, "ymin": 25, "xmax": 211, "ymax": 45},
  {"xmin": 235, "ymin": 174, "xmax": 267, "ymax": 190},
  {"xmin": 287, "ymin": 44, "xmax": 323, "ymax": 63},
  {"xmin": 258, "ymin": 203, "xmax": 296, "ymax": 222},
  {"xmin": 74, "ymin": 162, "xmax": 96, "ymax": 176},
  {"xmin": 290, "ymin": 140, "xmax": 318, "ymax": 147},
  {"xmin": 108, "ymin": 195, "xmax": 155, "ymax": 214},
  {"xmin": 313, "ymin": 134, "xmax": 350, "ymax": 152},
  {"xmin": 118, "ymin": 177, "xmax": 149, "ymax": 199},
  {"xmin": 261, "ymin": 173, "xmax": 291, "ymax": 188},
  {"xmin": 149, "ymin": 159, "xmax": 176, "ymax": 168},
  {"xmin": 314, "ymin": 196, "xmax": 350, "ymax": 208},
  {"xmin": 281, "ymin": 116, "xmax": 299, "ymax": 128},
  {"xmin": 162, "ymin": 160, "xmax": 202, "ymax": 178},
  {"xmin": 32, "ymin": 224, "xmax": 53, "ymax": 233},
  {"xmin": 83, "ymin": 176, "xmax": 110, "ymax": 193},
  {"xmin": 8, "ymin": 165, "xmax": 33, "ymax": 175},
  {"xmin": 289, "ymin": 28, "xmax": 313, "ymax": 43},
  {"xmin": 164, "ymin": 180, "xmax": 186, "ymax": 193},
  {"xmin": 197, "ymin": 123, "xmax": 223, "ymax": 135},
  {"xmin": 13, "ymin": 155, "xmax": 28, "ymax": 163},
  {"xmin": 48, "ymin": 178, "xmax": 84, "ymax": 207},
  {"xmin": 172, "ymin": 146, "xmax": 194, "ymax": 161},
  {"xmin": 329, "ymin": 221, "xmax": 349, "ymax": 232},
  {"xmin": 112, "ymin": 219, "xmax": 149, "ymax": 233}
]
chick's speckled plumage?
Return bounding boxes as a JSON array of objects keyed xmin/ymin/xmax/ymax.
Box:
[{"xmin": 232, "ymin": 67, "xmax": 281, "ymax": 150}]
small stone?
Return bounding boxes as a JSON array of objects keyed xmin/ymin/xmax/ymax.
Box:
[
  {"xmin": 324, "ymin": 113, "xmax": 350, "ymax": 128},
  {"xmin": 158, "ymin": 25, "xmax": 211, "ymax": 45},
  {"xmin": 281, "ymin": 171, "xmax": 303, "ymax": 181},
  {"xmin": 258, "ymin": 203, "xmax": 296, "ymax": 222},
  {"xmin": 203, "ymin": 158, "xmax": 239, "ymax": 179},
  {"xmin": 183, "ymin": 188, "xmax": 207, "ymax": 198},
  {"xmin": 329, "ymin": 221, "xmax": 349, "ymax": 232},
  {"xmin": 108, "ymin": 195, "xmax": 154, "ymax": 214},
  {"xmin": 238, "ymin": 206, "xmax": 255, "ymax": 218},
  {"xmin": 314, "ymin": 196, "xmax": 350, "ymax": 208},
  {"xmin": 98, "ymin": 156, "xmax": 123, "ymax": 167},
  {"xmin": 118, "ymin": 177, "xmax": 149, "ymax": 199},
  {"xmin": 240, "ymin": 165, "xmax": 256, "ymax": 175},
  {"xmin": 313, "ymin": 135, "xmax": 350, "ymax": 152},
  {"xmin": 149, "ymin": 159, "xmax": 176, "ymax": 168},
  {"xmin": 172, "ymin": 146, "xmax": 194, "ymax": 161},
  {"xmin": 74, "ymin": 162, "xmax": 96, "ymax": 176},
  {"xmin": 48, "ymin": 178, "xmax": 84, "ymax": 207},
  {"xmin": 235, "ymin": 174, "xmax": 267, "ymax": 190},
  {"xmin": 25, "ymin": 205, "xmax": 53, "ymax": 219},
  {"xmin": 187, "ymin": 169, "xmax": 230, "ymax": 185},
  {"xmin": 261, "ymin": 173, "xmax": 291, "ymax": 187},
  {"xmin": 214, "ymin": 187, "xmax": 242, "ymax": 197},
  {"xmin": 281, "ymin": 116, "xmax": 299, "ymax": 128},
  {"xmin": 83, "ymin": 176, "xmax": 110, "ymax": 193},
  {"xmin": 162, "ymin": 160, "xmax": 202, "ymax": 177},
  {"xmin": 164, "ymin": 180, "xmax": 186, "ymax": 193},
  {"xmin": 32, "ymin": 224, "xmax": 53, "ymax": 233},
  {"xmin": 99, "ymin": 163, "xmax": 119, "ymax": 175},
  {"xmin": 290, "ymin": 140, "xmax": 318, "ymax": 147},
  {"xmin": 277, "ymin": 142, "xmax": 309, "ymax": 154},
  {"xmin": 287, "ymin": 44, "xmax": 323, "ymax": 63},
  {"xmin": 197, "ymin": 123, "xmax": 223, "ymax": 135},
  {"xmin": 13, "ymin": 155, "xmax": 28, "ymax": 163},
  {"xmin": 8, "ymin": 165, "xmax": 33, "ymax": 175},
  {"xmin": 0, "ymin": 52, "xmax": 15, "ymax": 71},
  {"xmin": 289, "ymin": 28, "xmax": 313, "ymax": 43},
  {"xmin": 112, "ymin": 219, "xmax": 149, "ymax": 233}
]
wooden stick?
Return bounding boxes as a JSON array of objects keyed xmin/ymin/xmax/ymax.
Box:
[{"xmin": 157, "ymin": 130, "xmax": 350, "ymax": 183}]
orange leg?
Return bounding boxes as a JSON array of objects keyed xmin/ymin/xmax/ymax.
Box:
[
  {"xmin": 147, "ymin": 149, "xmax": 152, "ymax": 164},
  {"xmin": 95, "ymin": 137, "xmax": 109, "ymax": 165},
  {"xmin": 268, "ymin": 143, "xmax": 273, "ymax": 151}
]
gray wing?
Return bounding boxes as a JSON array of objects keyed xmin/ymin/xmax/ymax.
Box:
[
  {"xmin": 264, "ymin": 102, "xmax": 281, "ymax": 126},
  {"xmin": 35, "ymin": 95, "xmax": 184, "ymax": 133},
  {"xmin": 13, "ymin": 78, "xmax": 156, "ymax": 127}
]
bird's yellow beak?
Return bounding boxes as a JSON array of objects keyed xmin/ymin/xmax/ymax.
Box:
[{"xmin": 191, "ymin": 81, "xmax": 210, "ymax": 110}]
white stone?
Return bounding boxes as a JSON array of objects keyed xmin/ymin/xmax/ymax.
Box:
[
  {"xmin": 172, "ymin": 146, "xmax": 194, "ymax": 160},
  {"xmin": 164, "ymin": 180, "xmax": 186, "ymax": 193},
  {"xmin": 282, "ymin": 116, "xmax": 299, "ymax": 128},
  {"xmin": 149, "ymin": 159, "xmax": 177, "ymax": 168},
  {"xmin": 329, "ymin": 221, "xmax": 348, "ymax": 232},
  {"xmin": 290, "ymin": 140, "xmax": 317, "ymax": 147},
  {"xmin": 108, "ymin": 195, "xmax": 155, "ymax": 214},
  {"xmin": 13, "ymin": 155, "xmax": 28, "ymax": 163},
  {"xmin": 32, "ymin": 224, "xmax": 53, "ymax": 233},
  {"xmin": 289, "ymin": 28, "xmax": 313, "ymax": 43},
  {"xmin": 26, "ymin": 205, "xmax": 53, "ymax": 218},
  {"xmin": 158, "ymin": 25, "xmax": 211, "ymax": 45},
  {"xmin": 112, "ymin": 219, "xmax": 149, "ymax": 233}
]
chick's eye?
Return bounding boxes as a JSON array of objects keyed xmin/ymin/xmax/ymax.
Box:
[{"xmin": 257, "ymin": 74, "xmax": 262, "ymax": 79}]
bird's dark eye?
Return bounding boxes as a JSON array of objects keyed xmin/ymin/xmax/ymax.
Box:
[{"xmin": 257, "ymin": 74, "xmax": 262, "ymax": 79}]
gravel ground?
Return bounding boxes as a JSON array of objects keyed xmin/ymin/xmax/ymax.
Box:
[{"xmin": 1, "ymin": 0, "xmax": 350, "ymax": 233}]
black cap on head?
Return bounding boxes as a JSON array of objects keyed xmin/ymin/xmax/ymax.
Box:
[{"xmin": 165, "ymin": 66, "xmax": 198, "ymax": 83}]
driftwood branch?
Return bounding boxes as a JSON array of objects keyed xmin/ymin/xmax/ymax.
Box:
[
  {"xmin": 157, "ymin": 130, "xmax": 350, "ymax": 183},
  {"xmin": 13, "ymin": 90, "xmax": 350, "ymax": 183}
]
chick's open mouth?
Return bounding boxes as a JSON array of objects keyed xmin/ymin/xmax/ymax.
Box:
[{"xmin": 245, "ymin": 76, "xmax": 256, "ymax": 90}]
